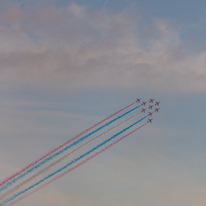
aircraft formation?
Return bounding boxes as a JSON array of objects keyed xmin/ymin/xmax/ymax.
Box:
[
  {"xmin": 136, "ymin": 98, "xmax": 160, "ymax": 123},
  {"xmin": 0, "ymin": 98, "xmax": 161, "ymax": 206}
]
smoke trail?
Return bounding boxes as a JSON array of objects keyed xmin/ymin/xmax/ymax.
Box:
[
  {"xmin": 7, "ymin": 122, "xmax": 147, "ymax": 206},
  {"xmin": 0, "ymin": 117, "xmax": 147, "ymax": 206},
  {"xmin": 0, "ymin": 102, "xmax": 135, "ymax": 188},
  {"xmin": 0, "ymin": 111, "xmax": 144, "ymax": 201},
  {"xmin": 0, "ymin": 104, "xmax": 140, "ymax": 192}
]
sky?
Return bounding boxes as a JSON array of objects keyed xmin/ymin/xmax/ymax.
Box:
[{"xmin": 0, "ymin": 0, "xmax": 206, "ymax": 205}]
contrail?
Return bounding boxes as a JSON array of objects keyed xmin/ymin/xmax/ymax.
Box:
[
  {"xmin": 0, "ymin": 117, "xmax": 147, "ymax": 206},
  {"xmin": 0, "ymin": 103, "xmax": 139, "ymax": 192},
  {"xmin": 0, "ymin": 111, "xmax": 144, "ymax": 201},
  {"xmin": 6, "ymin": 122, "xmax": 147, "ymax": 206},
  {"xmin": 0, "ymin": 102, "xmax": 135, "ymax": 188}
]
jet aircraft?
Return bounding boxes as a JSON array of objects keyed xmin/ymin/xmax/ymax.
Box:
[
  {"xmin": 148, "ymin": 105, "xmax": 154, "ymax": 109},
  {"xmin": 142, "ymin": 101, "xmax": 147, "ymax": 106},
  {"xmin": 148, "ymin": 112, "xmax": 153, "ymax": 116},
  {"xmin": 149, "ymin": 99, "xmax": 154, "ymax": 103},
  {"xmin": 148, "ymin": 119, "xmax": 153, "ymax": 123},
  {"xmin": 155, "ymin": 101, "xmax": 160, "ymax": 106},
  {"xmin": 141, "ymin": 108, "xmax": 146, "ymax": 113},
  {"xmin": 154, "ymin": 108, "xmax": 160, "ymax": 112},
  {"xmin": 136, "ymin": 98, "xmax": 141, "ymax": 103}
]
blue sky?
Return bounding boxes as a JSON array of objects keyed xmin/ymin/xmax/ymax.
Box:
[{"xmin": 0, "ymin": 0, "xmax": 206, "ymax": 205}]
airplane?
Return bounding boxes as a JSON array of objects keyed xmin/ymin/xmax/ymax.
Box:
[
  {"xmin": 147, "ymin": 118, "xmax": 153, "ymax": 123},
  {"xmin": 149, "ymin": 99, "xmax": 154, "ymax": 103},
  {"xmin": 141, "ymin": 108, "xmax": 146, "ymax": 113},
  {"xmin": 142, "ymin": 101, "xmax": 147, "ymax": 106},
  {"xmin": 136, "ymin": 98, "xmax": 141, "ymax": 103},
  {"xmin": 155, "ymin": 101, "xmax": 160, "ymax": 106},
  {"xmin": 148, "ymin": 105, "xmax": 154, "ymax": 109},
  {"xmin": 154, "ymin": 108, "xmax": 160, "ymax": 112},
  {"xmin": 148, "ymin": 112, "xmax": 153, "ymax": 116}
]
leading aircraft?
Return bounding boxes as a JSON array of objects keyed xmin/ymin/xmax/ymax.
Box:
[
  {"xmin": 148, "ymin": 119, "xmax": 153, "ymax": 123},
  {"xmin": 142, "ymin": 101, "xmax": 147, "ymax": 106},
  {"xmin": 136, "ymin": 98, "xmax": 141, "ymax": 103},
  {"xmin": 141, "ymin": 108, "xmax": 146, "ymax": 113},
  {"xmin": 148, "ymin": 112, "xmax": 153, "ymax": 116},
  {"xmin": 148, "ymin": 105, "xmax": 154, "ymax": 109},
  {"xmin": 154, "ymin": 108, "xmax": 160, "ymax": 112},
  {"xmin": 155, "ymin": 101, "xmax": 160, "ymax": 106},
  {"xmin": 149, "ymin": 99, "xmax": 154, "ymax": 103}
]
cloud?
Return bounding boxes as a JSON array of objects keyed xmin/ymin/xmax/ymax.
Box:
[
  {"xmin": 21, "ymin": 188, "xmax": 77, "ymax": 206},
  {"xmin": 0, "ymin": 3, "xmax": 206, "ymax": 93},
  {"xmin": 86, "ymin": 144, "xmax": 206, "ymax": 206}
]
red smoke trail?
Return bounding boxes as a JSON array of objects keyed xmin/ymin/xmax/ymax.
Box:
[
  {"xmin": 0, "ymin": 111, "xmax": 143, "ymax": 201},
  {"xmin": 1, "ymin": 111, "xmax": 145, "ymax": 201},
  {"xmin": 0, "ymin": 102, "xmax": 135, "ymax": 187},
  {"xmin": 6, "ymin": 122, "xmax": 147, "ymax": 206}
]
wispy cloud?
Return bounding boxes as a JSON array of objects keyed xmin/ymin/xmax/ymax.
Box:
[{"xmin": 0, "ymin": 3, "xmax": 206, "ymax": 93}]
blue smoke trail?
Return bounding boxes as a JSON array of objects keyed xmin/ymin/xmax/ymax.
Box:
[
  {"xmin": 0, "ymin": 105, "xmax": 141, "ymax": 193},
  {"xmin": 0, "ymin": 116, "xmax": 147, "ymax": 206}
]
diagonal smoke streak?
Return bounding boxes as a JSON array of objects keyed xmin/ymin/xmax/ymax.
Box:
[
  {"xmin": 0, "ymin": 111, "xmax": 144, "ymax": 201},
  {"xmin": 0, "ymin": 102, "xmax": 135, "ymax": 188},
  {"xmin": 0, "ymin": 116, "xmax": 147, "ymax": 206},
  {"xmin": 6, "ymin": 122, "xmax": 147, "ymax": 206},
  {"xmin": 0, "ymin": 104, "xmax": 140, "ymax": 192}
]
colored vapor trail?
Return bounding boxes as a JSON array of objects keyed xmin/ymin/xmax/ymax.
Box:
[
  {"xmin": 0, "ymin": 111, "xmax": 143, "ymax": 201},
  {"xmin": 0, "ymin": 102, "xmax": 135, "ymax": 188},
  {"xmin": 0, "ymin": 116, "xmax": 147, "ymax": 206},
  {"xmin": 7, "ymin": 123, "xmax": 147, "ymax": 206},
  {"xmin": 0, "ymin": 104, "xmax": 140, "ymax": 192}
]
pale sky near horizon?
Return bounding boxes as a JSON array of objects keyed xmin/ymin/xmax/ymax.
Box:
[{"xmin": 0, "ymin": 0, "xmax": 206, "ymax": 206}]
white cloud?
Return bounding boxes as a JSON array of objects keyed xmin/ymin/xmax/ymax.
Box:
[
  {"xmin": 0, "ymin": 3, "xmax": 206, "ymax": 93},
  {"xmin": 19, "ymin": 187, "xmax": 77, "ymax": 206}
]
